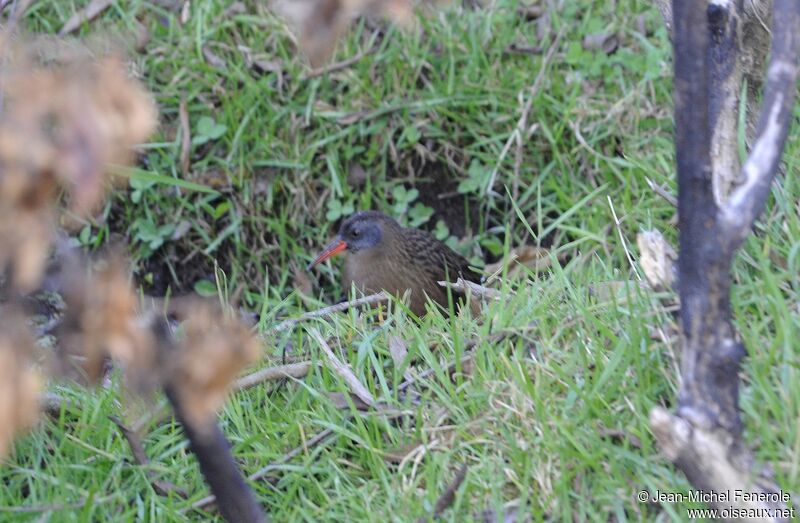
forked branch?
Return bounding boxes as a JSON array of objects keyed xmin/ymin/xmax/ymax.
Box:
[{"xmin": 651, "ymin": 0, "xmax": 800, "ymax": 518}]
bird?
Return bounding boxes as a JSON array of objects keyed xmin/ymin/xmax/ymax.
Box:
[{"xmin": 307, "ymin": 210, "xmax": 483, "ymax": 315}]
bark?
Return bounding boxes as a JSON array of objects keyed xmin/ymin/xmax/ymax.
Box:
[{"xmin": 650, "ymin": 0, "xmax": 800, "ymax": 519}]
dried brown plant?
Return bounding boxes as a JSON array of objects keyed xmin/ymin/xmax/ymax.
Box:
[
  {"xmin": 0, "ymin": 312, "xmax": 43, "ymax": 459},
  {"xmin": 0, "ymin": 39, "xmax": 157, "ymax": 290},
  {"xmin": 164, "ymin": 300, "xmax": 260, "ymax": 430},
  {"xmin": 273, "ymin": 0, "xmax": 414, "ymax": 66},
  {"xmin": 57, "ymin": 252, "xmax": 155, "ymax": 385}
]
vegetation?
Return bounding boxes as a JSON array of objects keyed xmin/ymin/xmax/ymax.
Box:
[{"xmin": 1, "ymin": 0, "xmax": 797, "ymax": 521}]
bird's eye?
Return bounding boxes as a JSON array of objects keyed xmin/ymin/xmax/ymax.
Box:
[{"xmin": 352, "ymin": 229, "xmax": 360, "ymax": 237}]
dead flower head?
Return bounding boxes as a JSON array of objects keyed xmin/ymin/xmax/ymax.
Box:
[
  {"xmin": 165, "ymin": 300, "xmax": 260, "ymax": 430},
  {"xmin": 0, "ymin": 39, "xmax": 157, "ymax": 290},
  {"xmin": 57, "ymin": 252, "xmax": 154, "ymax": 386},
  {"xmin": 0, "ymin": 314, "xmax": 43, "ymax": 459},
  {"xmin": 273, "ymin": 0, "xmax": 414, "ymax": 66}
]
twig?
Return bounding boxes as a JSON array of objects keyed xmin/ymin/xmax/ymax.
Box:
[
  {"xmin": 503, "ymin": 43, "xmax": 543, "ymax": 55},
  {"xmin": 644, "ymin": 177, "xmax": 677, "ymax": 207},
  {"xmin": 437, "ymin": 278, "xmax": 507, "ymax": 301},
  {"xmin": 416, "ymin": 463, "xmax": 469, "ymax": 522},
  {"xmin": 301, "ymin": 46, "xmax": 373, "ymax": 81},
  {"xmin": 308, "ymin": 327, "xmax": 375, "ymax": 407},
  {"xmin": 235, "ymin": 361, "xmax": 312, "ymax": 390},
  {"xmin": 58, "ymin": 0, "xmax": 113, "ymax": 36},
  {"xmin": 109, "ymin": 416, "xmax": 188, "ymax": 498},
  {"xmin": 269, "ymin": 292, "xmax": 388, "ymax": 334}
]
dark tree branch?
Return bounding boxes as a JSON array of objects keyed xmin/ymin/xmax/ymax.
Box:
[
  {"xmin": 164, "ymin": 384, "xmax": 267, "ymax": 523},
  {"xmin": 651, "ymin": 0, "xmax": 800, "ymax": 518},
  {"xmin": 673, "ymin": 0, "xmax": 744, "ymax": 434}
]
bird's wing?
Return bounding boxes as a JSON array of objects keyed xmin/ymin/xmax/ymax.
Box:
[{"xmin": 402, "ymin": 228, "xmax": 483, "ymax": 285}]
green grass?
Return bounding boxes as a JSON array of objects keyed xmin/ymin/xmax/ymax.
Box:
[{"xmin": 2, "ymin": 0, "xmax": 799, "ymax": 521}]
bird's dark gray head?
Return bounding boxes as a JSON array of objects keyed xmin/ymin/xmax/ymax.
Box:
[
  {"xmin": 307, "ymin": 211, "xmax": 399, "ymax": 269},
  {"xmin": 338, "ymin": 211, "xmax": 397, "ymax": 252}
]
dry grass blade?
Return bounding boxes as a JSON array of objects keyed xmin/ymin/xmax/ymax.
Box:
[
  {"xmin": 300, "ymin": 44, "xmax": 374, "ymax": 80},
  {"xmin": 179, "ymin": 97, "xmax": 191, "ymax": 176},
  {"xmin": 191, "ymin": 333, "xmax": 506, "ymax": 512},
  {"xmin": 607, "ymin": 195, "xmax": 642, "ymax": 281},
  {"xmin": 645, "ymin": 176, "xmax": 678, "ymax": 207},
  {"xmin": 325, "ymin": 391, "xmax": 374, "ymax": 411},
  {"xmin": 308, "ymin": 327, "xmax": 375, "ymax": 407},
  {"xmin": 486, "ymin": 28, "xmax": 564, "ymax": 198},
  {"xmin": 59, "ymin": 0, "xmax": 115, "ymax": 35},
  {"xmin": 388, "ymin": 335, "xmax": 414, "ymax": 382},
  {"xmin": 133, "ymin": 360, "xmax": 314, "ymax": 434}
]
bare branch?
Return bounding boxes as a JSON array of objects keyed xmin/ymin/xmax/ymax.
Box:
[
  {"xmin": 269, "ymin": 291, "xmax": 388, "ymax": 334},
  {"xmin": 650, "ymin": 0, "xmax": 799, "ymax": 516},
  {"xmin": 300, "ymin": 43, "xmax": 374, "ymax": 81},
  {"xmin": 190, "ymin": 427, "xmax": 337, "ymax": 512},
  {"xmin": 437, "ymin": 278, "xmax": 507, "ymax": 301},
  {"xmin": 234, "ymin": 361, "xmax": 313, "ymax": 391},
  {"xmin": 58, "ymin": 0, "xmax": 114, "ymax": 36}
]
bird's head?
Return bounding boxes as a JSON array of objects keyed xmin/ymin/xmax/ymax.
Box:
[{"xmin": 307, "ymin": 211, "xmax": 396, "ymax": 270}]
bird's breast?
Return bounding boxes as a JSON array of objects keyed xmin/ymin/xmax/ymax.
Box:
[{"xmin": 342, "ymin": 252, "xmax": 444, "ymax": 314}]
